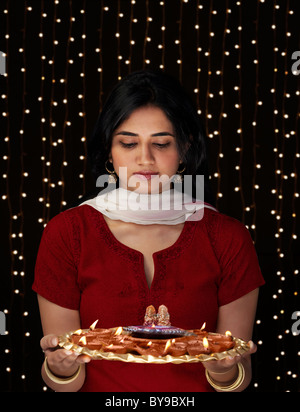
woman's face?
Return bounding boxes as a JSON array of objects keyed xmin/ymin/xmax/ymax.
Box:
[{"xmin": 109, "ymin": 105, "xmax": 182, "ymax": 194}]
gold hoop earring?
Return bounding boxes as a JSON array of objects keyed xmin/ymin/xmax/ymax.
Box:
[
  {"xmin": 173, "ymin": 164, "xmax": 186, "ymax": 184},
  {"xmin": 177, "ymin": 164, "xmax": 186, "ymax": 174},
  {"xmin": 105, "ymin": 160, "xmax": 117, "ymax": 183},
  {"xmin": 105, "ymin": 159, "xmax": 115, "ymax": 174}
]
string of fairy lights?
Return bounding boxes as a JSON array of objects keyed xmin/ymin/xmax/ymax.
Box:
[
  {"xmin": 270, "ymin": 0, "xmax": 300, "ymax": 388},
  {"xmin": 0, "ymin": 0, "xmax": 299, "ymax": 392}
]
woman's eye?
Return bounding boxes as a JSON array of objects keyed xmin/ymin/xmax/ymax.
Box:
[
  {"xmin": 120, "ymin": 142, "xmax": 170, "ymax": 149},
  {"xmin": 154, "ymin": 143, "xmax": 170, "ymax": 148},
  {"xmin": 120, "ymin": 142, "xmax": 137, "ymax": 148}
]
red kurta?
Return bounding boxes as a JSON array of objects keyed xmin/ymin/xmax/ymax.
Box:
[{"xmin": 33, "ymin": 205, "xmax": 264, "ymax": 392}]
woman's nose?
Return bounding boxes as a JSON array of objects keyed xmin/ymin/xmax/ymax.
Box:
[{"xmin": 136, "ymin": 144, "xmax": 155, "ymax": 165}]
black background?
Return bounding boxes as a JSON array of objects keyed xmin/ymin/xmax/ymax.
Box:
[{"xmin": 0, "ymin": 0, "xmax": 299, "ymax": 392}]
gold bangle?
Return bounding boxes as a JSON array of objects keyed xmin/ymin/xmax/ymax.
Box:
[
  {"xmin": 207, "ymin": 365, "xmax": 237, "ymax": 375},
  {"xmin": 205, "ymin": 362, "xmax": 245, "ymax": 392},
  {"xmin": 44, "ymin": 357, "xmax": 82, "ymax": 385}
]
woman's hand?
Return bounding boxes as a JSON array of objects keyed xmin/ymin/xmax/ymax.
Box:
[
  {"xmin": 40, "ymin": 334, "xmax": 91, "ymax": 378},
  {"xmin": 203, "ymin": 341, "xmax": 257, "ymax": 392},
  {"xmin": 203, "ymin": 340, "xmax": 257, "ymax": 376}
]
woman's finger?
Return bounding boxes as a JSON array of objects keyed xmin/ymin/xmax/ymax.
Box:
[
  {"xmin": 247, "ymin": 340, "xmax": 257, "ymax": 354},
  {"xmin": 45, "ymin": 351, "xmax": 79, "ymax": 377},
  {"xmin": 40, "ymin": 334, "xmax": 59, "ymax": 352},
  {"xmin": 50, "ymin": 349, "xmax": 75, "ymax": 362},
  {"xmin": 76, "ymin": 354, "xmax": 91, "ymax": 364},
  {"xmin": 58, "ymin": 351, "xmax": 81, "ymax": 368},
  {"xmin": 55, "ymin": 351, "xmax": 91, "ymax": 366}
]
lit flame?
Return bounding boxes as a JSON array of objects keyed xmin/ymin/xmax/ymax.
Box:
[
  {"xmin": 114, "ymin": 327, "xmax": 123, "ymax": 336},
  {"xmin": 73, "ymin": 329, "xmax": 82, "ymax": 335},
  {"xmin": 151, "ymin": 323, "xmax": 156, "ymax": 328},
  {"xmin": 164, "ymin": 339, "xmax": 172, "ymax": 352},
  {"xmin": 225, "ymin": 330, "xmax": 232, "ymax": 337},
  {"xmin": 79, "ymin": 336, "xmax": 87, "ymax": 345},
  {"xmin": 200, "ymin": 322, "xmax": 206, "ymax": 331},
  {"xmin": 89, "ymin": 320, "xmax": 99, "ymax": 330},
  {"xmin": 147, "ymin": 341, "xmax": 152, "ymax": 347},
  {"xmin": 203, "ymin": 337, "xmax": 209, "ymax": 349}
]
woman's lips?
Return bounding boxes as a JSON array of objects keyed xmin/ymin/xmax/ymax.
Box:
[{"xmin": 133, "ymin": 172, "xmax": 159, "ymax": 181}]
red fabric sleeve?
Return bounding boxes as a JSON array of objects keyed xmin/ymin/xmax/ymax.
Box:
[
  {"xmin": 215, "ymin": 214, "xmax": 265, "ymax": 307},
  {"xmin": 32, "ymin": 212, "xmax": 81, "ymax": 310}
]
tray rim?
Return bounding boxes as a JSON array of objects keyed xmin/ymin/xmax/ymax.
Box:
[{"xmin": 58, "ymin": 328, "xmax": 250, "ymax": 364}]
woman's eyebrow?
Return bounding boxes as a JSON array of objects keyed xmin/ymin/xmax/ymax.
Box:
[
  {"xmin": 115, "ymin": 131, "xmax": 138, "ymax": 136},
  {"xmin": 115, "ymin": 131, "xmax": 175, "ymax": 137},
  {"xmin": 151, "ymin": 132, "xmax": 175, "ymax": 137}
]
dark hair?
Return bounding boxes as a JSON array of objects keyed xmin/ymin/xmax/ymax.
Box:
[{"xmin": 87, "ymin": 70, "xmax": 215, "ymax": 205}]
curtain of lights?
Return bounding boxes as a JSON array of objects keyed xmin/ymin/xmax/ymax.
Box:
[{"xmin": 0, "ymin": 0, "xmax": 299, "ymax": 392}]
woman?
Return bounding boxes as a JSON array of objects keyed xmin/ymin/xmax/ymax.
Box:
[{"xmin": 33, "ymin": 70, "xmax": 264, "ymax": 392}]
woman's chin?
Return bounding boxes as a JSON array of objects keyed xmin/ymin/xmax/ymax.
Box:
[{"xmin": 121, "ymin": 175, "xmax": 173, "ymax": 194}]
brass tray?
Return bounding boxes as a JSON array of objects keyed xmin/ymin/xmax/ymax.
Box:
[{"xmin": 58, "ymin": 329, "xmax": 250, "ymax": 364}]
